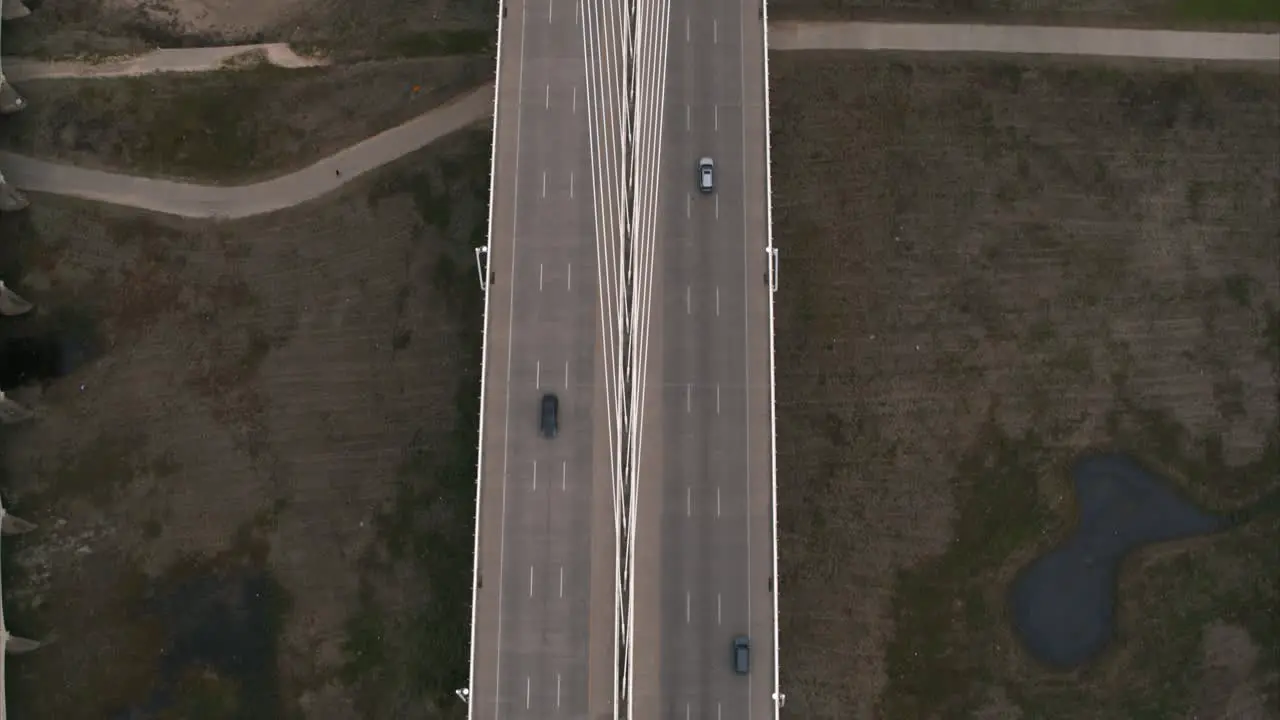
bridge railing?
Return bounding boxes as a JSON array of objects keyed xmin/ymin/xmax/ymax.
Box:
[
  {"xmin": 760, "ymin": 0, "xmax": 783, "ymax": 716},
  {"xmin": 463, "ymin": 0, "xmax": 507, "ymax": 714}
]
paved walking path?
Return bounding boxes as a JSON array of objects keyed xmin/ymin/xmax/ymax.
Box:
[
  {"xmin": 768, "ymin": 21, "xmax": 1280, "ymax": 61},
  {"xmin": 0, "ymin": 83, "xmax": 494, "ymax": 219},
  {"xmin": 3, "ymin": 43, "xmax": 327, "ymax": 82}
]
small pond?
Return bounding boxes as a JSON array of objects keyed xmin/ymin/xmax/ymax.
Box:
[
  {"xmin": 1008, "ymin": 453, "xmax": 1225, "ymax": 670},
  {"xmin": 117, "ymin": 564, "xmax": 288, "ymax": 720},
  {"xmin": 0, "ymin": 333, "xmax": 95, "ymax": 391}
]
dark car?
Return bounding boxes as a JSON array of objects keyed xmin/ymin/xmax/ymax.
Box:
[
  {"xmin": 540, "ymin": 393, "xmax": 559, "ymax": 438},
  {"xmin": 732, "ymin": 635, "xmax": 750, "ymax": 675}
]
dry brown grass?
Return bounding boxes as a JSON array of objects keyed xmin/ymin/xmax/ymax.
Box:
[
  {"xmin": 0, "ymin": 124, "xmax": 492, "ymax": 719},
  {"xmin": 2, "ymin": 0, "xmax": 497, "ymax": 60},
  {"xmin": 770, "ymin": 52, "xmax": 1279, "ymax": 720},
  {"xmin": 0, "ymin": 57, "xmax": 491, "ymax": 184}
]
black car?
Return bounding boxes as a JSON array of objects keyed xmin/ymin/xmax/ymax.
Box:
[
  {"xmin": 540, "ymin": 393, "xmax": 559, "ymax": 438},
  {"xmin": 732, "ymin": 635, "xmax": 750, "ymax": 675}
]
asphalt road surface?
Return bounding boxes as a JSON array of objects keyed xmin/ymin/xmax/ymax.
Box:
[
  {"xmin": 630, "ymin": 0, "xmax": 777, "ymax": 717},
  {"xmin": 469, "ymin": 1, "xmax": 617, "ymax": 718}
]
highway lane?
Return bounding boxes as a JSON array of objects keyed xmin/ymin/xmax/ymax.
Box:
[
  {"xmin": 631, "ymin": 0, "xmax": 777, "ymax": 717},
  {"xmin": 469, "ymin": 0, "xmax": 618, "ymax": 718}
]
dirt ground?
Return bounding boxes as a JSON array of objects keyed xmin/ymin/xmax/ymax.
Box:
[
  {"xmin": 0, "ymin": 123, "xmax": 492, "ymax": 719},
  {"xmin": 769, "ymin": 52, "xmax": 1279, "ymax": 719},
  {"xmin": 2, "ymin": 0, "xmax": 496, "ymax": 60},
  {"xmin": 0, "ymin": 56, "xmax": 491, "ymax": 183},
  {"xmin": 767, "ymin": 0, "xmax": 1280, "ymax": 28}
]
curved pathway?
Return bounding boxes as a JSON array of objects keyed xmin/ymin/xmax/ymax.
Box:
[
  {"xmin": 768, "ymin": 21, "xmax": 1280, "ymax": 61},
  {"xmin": 3, "ymin": 43, "xmax": 328, "ymax": 82},
  {"xmin": 1, "ymin": 83, "xmax": 494, "ymax": 219}
]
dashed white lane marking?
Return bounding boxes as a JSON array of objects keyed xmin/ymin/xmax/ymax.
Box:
[
  {"xmin": 532, "ymin": 460, "xmax": 538, "ymax": 490},
  {"xmin": 536, "ymin": 360, "xmax": 541, "ymax": 388},
  {"xmin": 539, "ymin": 263, "xmax": 544, "ymax": 291},
  {"xmin": 559, "ymin": 566, "xmax": 564, "ymax": 597},
  {"xmin": 542, "ymin": 171, "xmax": 547, "ymax": 198},
  {"xmin": 562, "ymin": 461, "xmax": 567, "ymax": 490}
]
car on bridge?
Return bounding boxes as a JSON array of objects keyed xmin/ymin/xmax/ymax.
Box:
[
  {"xmin": 540, "ymin": 393, "xmax": 559, "ymax": 438},
  {"xmin": 698, "ymin": 157, "xmax": 715, "ymax": 193},
  {"xmin": 732, "ymin": 635, "xmax": 751, "ymax": 675}
]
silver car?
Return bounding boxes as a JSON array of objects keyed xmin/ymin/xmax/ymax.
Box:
[{"xmin": 698, "ymin": 157, "xmax": 714, "ymax": 193}]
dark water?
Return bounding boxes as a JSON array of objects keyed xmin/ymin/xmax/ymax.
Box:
[
  {"xmin": 1008, "ymin": 453, "xmax": 1225, "ymax": 669},
  {"xmin": 0, "ymin": 302, "xmax": 101, "ymax": 390},
  {"xmin": 117, "ymin": 565, "xmax": 287, "ymax": 720},
  {"xmin": 0, "ymin": 335, "xmax": 91, "ymax": 390}
]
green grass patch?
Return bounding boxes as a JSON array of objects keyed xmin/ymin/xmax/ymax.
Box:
[
  {"xmin": 340, "ymin": 131, "xmax": 493, "ymax": 717},
  {"xmin": 880, "ymin": 422, "xmax": 1058, "ymax": 719},
  {"xmin": 293, "ymin": 28, "xmax": 497, "ymax": 62},
  {"xmin": 1175, "ymin": 0, "xmax": 1280, "ymax": 22},
  {"xmin": 113, "ymin": 67, "xmax": 297, "ymax": 181},
  {"xmin": 382, "ymin": 30, "xmax": 495, "ymax": 58},
  {"xmin": 340, "ymin": 585, "xmax": 390, "ymax": 684}
]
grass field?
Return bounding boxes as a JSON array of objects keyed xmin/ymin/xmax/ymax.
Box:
[
  {"xmin": 0, "ymin": 125, "xmax": 492, "ymax": 720},
  {"xmin": 770, "ymin": 52, "xmax": 1279, "ymax": 720},
  {"xmin": 768, "ymin": 0, "xmax": 1280, "ymax": 26},
  {"xmin": 0, "ymin": 57, "xmax": 491, "ymax": 184}
]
